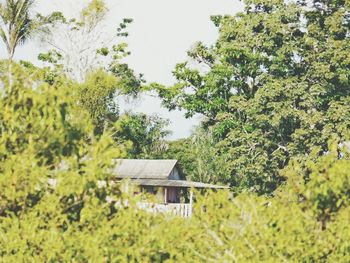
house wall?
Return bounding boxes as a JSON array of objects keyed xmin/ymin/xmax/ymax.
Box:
[
  {"xmin": 166, "ymin": 187, "xmax": 181, "ymax": 203},
  {"xmin": 121, "ymin": 181, "xmax": 186, "ymax": 204},
  {"xmin": 140, "ymin": 186, "xmax": 183, "ymax": 204},
  {"xmin": 169, "ymin": 167, "xmax": 182, "ymax": 180},
  {"xmin": 140, "ymin": 186, "xmax": 165, "ymax": 203},
  {"xmin": 156, "ymin": 187, "xmax": 165, "ymax": 202}
]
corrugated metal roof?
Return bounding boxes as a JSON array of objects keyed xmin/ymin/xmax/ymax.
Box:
[
  {"xmin": 123, "ymin": 179, "xmax": 229, "ymax": 189},
  {"xmin": 113, "ymin": 159, "xmax": 179, "ymax": 179}
]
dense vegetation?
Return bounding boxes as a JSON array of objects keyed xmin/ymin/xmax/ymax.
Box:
[
  {"xmin": 156, "ymin": 0, "xmax": 350, "ymax": 194},
  {"xmin": 0, "ymin": 0, "xmax": 350, "ymax": 261}
]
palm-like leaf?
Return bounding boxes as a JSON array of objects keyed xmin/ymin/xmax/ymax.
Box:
[{"xmin": 0, "ymin": 0, "xmax": 36, "ymax": 60}]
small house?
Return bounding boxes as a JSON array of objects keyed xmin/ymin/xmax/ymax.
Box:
[{"xmin": 112, "ymin": 159, "xmax": 228, "ymax": 217}]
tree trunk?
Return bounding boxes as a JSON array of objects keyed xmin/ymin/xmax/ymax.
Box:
[{"xmin": 7, "ymin": 49, "xmax": 14, "ymax": 92}]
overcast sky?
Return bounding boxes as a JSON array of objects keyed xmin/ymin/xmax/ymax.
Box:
[{"xmin": 0, "ymin": 0, "xmax": 243, "ymax": 139}]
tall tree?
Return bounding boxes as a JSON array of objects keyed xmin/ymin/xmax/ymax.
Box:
[
  {"xmin": 40, "ymin": 0, "xmax": 136, "ymax": 83},
  {"xmin": 0, "ymin": 0, "xmax": 36, "ymax": 90},
  {"xmin": 0, "ymin": 0, "xmax": 36, "ymax": 61},
  {"xmin": 0, "ymin": 0, "xmax": 60, "ymax": 90},
  {"xmin": 162, "ymin": 127, "xmax": 231, "ymax": 184},
  {"xmin": 155, "ymin": 0, "xmax": 350, "ymax": 194},
  {"xmin": 116, "ymin": 112, "xmax": 171, "ymax": 158}
]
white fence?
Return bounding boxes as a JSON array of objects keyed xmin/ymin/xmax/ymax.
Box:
[{"xmin": 138, "ymin": 202, "xmax": 192, "ymax": 218}]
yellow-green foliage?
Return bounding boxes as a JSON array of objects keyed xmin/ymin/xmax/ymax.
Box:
[
  {"xmin": 1, "ymin": 64, "xmax": 350, "ymax": 262},
  {"xmin": 2, "ymin": 157, "xmax": 350, "ymax": 262}
]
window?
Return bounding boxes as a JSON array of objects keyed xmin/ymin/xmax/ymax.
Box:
[{"xmin": 142, "ymin": 186, "xmax": 157, "ymax": 194}]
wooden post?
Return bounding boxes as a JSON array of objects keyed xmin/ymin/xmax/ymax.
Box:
[
  {"xmin": 189, "ymin": 189, "xmax": 193, "ymax": 217},
  {"xmin": 164, "ymin": 187, "xmax": 168, "ymax": 204}
]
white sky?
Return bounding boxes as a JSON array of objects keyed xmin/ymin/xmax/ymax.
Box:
[{"xmin": 0, "ymin": 0, "xmax": 243, "ymax": 139}]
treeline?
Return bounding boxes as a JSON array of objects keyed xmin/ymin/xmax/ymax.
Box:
[
  {"xmin": 157, "ymin": 0, "xmax": 350, "ymax": 194},
  {"xmin": 0, "ymin": 0, "xmax": 350, "ymax": 261}
]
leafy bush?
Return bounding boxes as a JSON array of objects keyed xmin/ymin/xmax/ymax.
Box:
[{"xmin": 1, "ymin": 65, "xmax": 350, "ymax": 261}]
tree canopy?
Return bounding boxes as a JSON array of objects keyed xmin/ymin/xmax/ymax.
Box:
[
  {"xmin": 1, "ymin": 0, "xmax": 350, "ymax": 261},
  {"xmin": 156, "ymin": 0, "xmax": 350, "ymax": 194}
]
